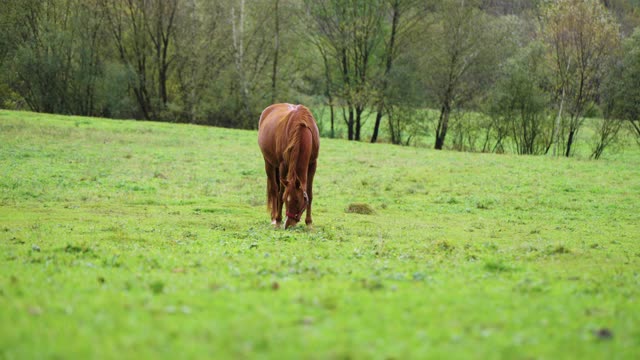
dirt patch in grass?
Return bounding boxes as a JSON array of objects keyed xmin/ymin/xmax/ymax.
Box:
[{"xmin": 346, "ymin": 203, "xmax": 375, "ymax": 215}]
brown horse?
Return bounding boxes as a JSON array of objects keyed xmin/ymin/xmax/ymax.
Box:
[{"xmin": 258, "ymin": 103, "xmax": 320, "ymax": 229}]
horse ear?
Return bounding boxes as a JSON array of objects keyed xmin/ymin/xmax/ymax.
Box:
[{"xmin": 295, "ymin": 178, "xmax": 302, "ymax": 189}]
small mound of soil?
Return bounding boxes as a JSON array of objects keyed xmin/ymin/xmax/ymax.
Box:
[{"xmin": 346, "ymin": 203, "xmax": 375, "ymax": 215}]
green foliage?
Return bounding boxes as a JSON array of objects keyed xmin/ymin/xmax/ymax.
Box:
[
  {"xmin": 0, "ymin": 0, "xmax": 637, "ymax": 155},
  {"xmin": 487, "ymin": 41, "xmax": 553, "ymax": 155},
  {"xmin": 384, "ymin": 49, "xmax": 426, "ymax": 144},
  {"xmin": 541, "ymin": 0, "xmax": 622, "ymax": 157},
  {"xmin": 1, "ymin": 0, "xmax": 105, "ymax": 115},
  {"xmin": 305, "ymin": 0, "xmax": 389, "ymax": 140},
  {"xmin": 615, "ymin": 28, "xmax": 640, "ymax": 122},
  {"xmin": 591, "ymin": 26, "xmax": 640, "ymax": 156},
  {"xmin": 420, "ymin": 0, "xmax": 520, "ymax": 150},
  {"xmin": 1, "ymin": 111, "xmax": 639, "ymax": 358}
]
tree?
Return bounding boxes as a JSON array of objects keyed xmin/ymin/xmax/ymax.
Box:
[
  {"xmin": 306, "ymin": 0, "xmax": 386, "ymax": 141},
  {"xmin": 488, "ymin": 42, "xmax": 553, "ymax": 155},
  {"xmin": 310, "ymin": 37, "xmax": 337, "ymax": 138},
  {"xmin": 148, "ymin": 0, "xmax": 179, "ymax": 112},
  {"xmin": 370, "ymin": 0, "xmax": 426, "ymax": 143},
  {"xmin": 0, "ymin": 0, "xmax": 636, "ymax": 154},
  {"xmin": 613, "ymin": 27, "xmax": 640, "ymax": 143},
  {"xmin": 422, "ymin": 0, "xmax": 502, "ymax": 150},
  {"xmin": 271, "ymin": 0, "xmax": 281, "ymax": 104},
  {"xmin": 229, "ymin": 0, "xmax": 280, "ymax": 128},
  {"xmin": 0, "ymin": 0, "xmax": 36, "ymax": 107},
  {"xmin": 99, "ymin": 0, "xmax": 182, "ymax": 120},
  {"xmin": 542, "ymin": 0, "xmax": 620, "ymax": 157},
  {"xmin": 590, "ymin": 109, "xmax": 624, "ymax": 159},
  {"xmin": 101, "ymin": 0, "xmax": 155, "ymax": 120},
  {"xmin": 3, "ymin": 0, "xmax": 106, "ymax": 115},
  {"xmin": 171, "ymin": 0, "xmax": 229, "ymax": 123}
]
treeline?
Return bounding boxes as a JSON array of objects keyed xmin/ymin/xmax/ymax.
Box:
[{"xmin": 1, "ymin": 0, "xmax": 639, "ymax": 157}]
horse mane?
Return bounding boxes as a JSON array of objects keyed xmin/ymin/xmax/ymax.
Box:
[{"xmin": 283, "ymin": 105, "xmax": 314, "ymax": 183}]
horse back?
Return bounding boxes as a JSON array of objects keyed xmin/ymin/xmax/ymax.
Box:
[
  {"xmin": 258, "ymin": 103, "xmax": 319, "ymax": 166},
  {"xmin": 258, "ymin": 104, "xmax": 293, "ymax": 163}
]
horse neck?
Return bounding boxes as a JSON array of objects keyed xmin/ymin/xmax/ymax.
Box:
[{"xmin": 287, "ymin": 124, "xmax": 312, "ymax": 187}]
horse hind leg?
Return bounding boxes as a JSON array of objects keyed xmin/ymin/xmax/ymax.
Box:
[
  {"xmin": 265, "ymin": 163, "xmax": 281, "ymax": 227},
  {"xmin": 274, "ymin": 166, "xmax": 283, "ymax": 226}
]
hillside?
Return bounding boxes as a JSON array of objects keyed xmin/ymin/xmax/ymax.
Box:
[{"xmin": 1, "ymin": 110, "xmax": 639, "ymax": 359}]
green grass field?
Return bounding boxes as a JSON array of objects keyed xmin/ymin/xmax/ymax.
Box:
[{"xmin": 1, "ymin": 110, "xmax": 639, "ymax": 359}]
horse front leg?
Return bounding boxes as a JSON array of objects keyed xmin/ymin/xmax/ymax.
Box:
[
  {"xmin": 305, "ymin": 161, "xmax": 317, "ymax": 227},
  {"xmin": 276, "ymin": 164, "xmax": 286, "ymax": 226}
]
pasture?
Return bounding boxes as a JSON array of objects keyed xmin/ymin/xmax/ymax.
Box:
[{"xmin": 1, "ymin": 110, "xmax": 639, "ymax": 359}]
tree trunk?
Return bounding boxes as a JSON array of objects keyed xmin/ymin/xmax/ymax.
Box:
[
  {"xmin": 355, "ymin": 106, "xmax": 364, "ymax": 141},
  {"xmin": 134, "ymin": 86, "xmax": 152, "ymax": 120},
  {"xmin": 316, "ymin": 40, "xmax": 334, "ymax": 138},
  {"xmin": 388, "ymin": 111, "xmax": 397, "ymax": 144},
  {"xmin": 371, "ymin": 109, "xmax": 383, "ymax": 143},
  {"xmin": 346, "ymin": 106, "xmax": 354, "ymax": 140},
  {"xmin": 159, "ymin": 66, "xmax": 168, "ymax": 107},
  {"xmin": 564, "ymin": 129, "xmax": 575, "ymax": 157},
  {"xmin": 371, "ymin": 0, "xmax": 400, "ymax": 143},
  {"xmin": 329, "ymin": 104, "xmax": 335, "ymax": 139},
  {"xmin": 271, "ymin": 0, "xmax": 279, "ymax": 104},
  {"xmin": 551, "ymin": 85, "xmax": 565, "ymax": 156},
  {"xmin": 151, "ymin": 0, "xmax": 176, "ymax": 110},
  {"xmin": 435, "ymin": 102, "xmax": 450, "ymax": 150},
  {"xmin": 232, "ymin": 0, "xmax": 250, "ymax": 117},
  {"xmin": 551, "ymin": 57, "xmax": 571, "ymax": 156},
  {"xmin": 340, "ymin": 45, "xmax": 354, "ymax": 140}
]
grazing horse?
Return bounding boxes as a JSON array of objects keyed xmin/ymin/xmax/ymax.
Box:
[{"xmin": 258, "ymin": 103, "xmax": 320, "ymax": 229}]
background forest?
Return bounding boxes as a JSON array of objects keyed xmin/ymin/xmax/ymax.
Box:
[{"xmin": 1, "ymin": 0, "xmax": 640, "ymax": 157}]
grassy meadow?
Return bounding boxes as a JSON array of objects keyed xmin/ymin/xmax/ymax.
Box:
[{"xmin": 1, "ymin": 110, "xmax": 639, "ymax": 359}]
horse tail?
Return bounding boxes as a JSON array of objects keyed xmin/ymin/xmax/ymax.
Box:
[{"xmin": 266, "ymin": 168, "xmax": 279, "ymax": 214}]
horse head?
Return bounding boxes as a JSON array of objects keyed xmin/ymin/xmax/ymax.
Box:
[{"xmin": 282, "ymin": 178, "xmax": 308, "ymax": 229}]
